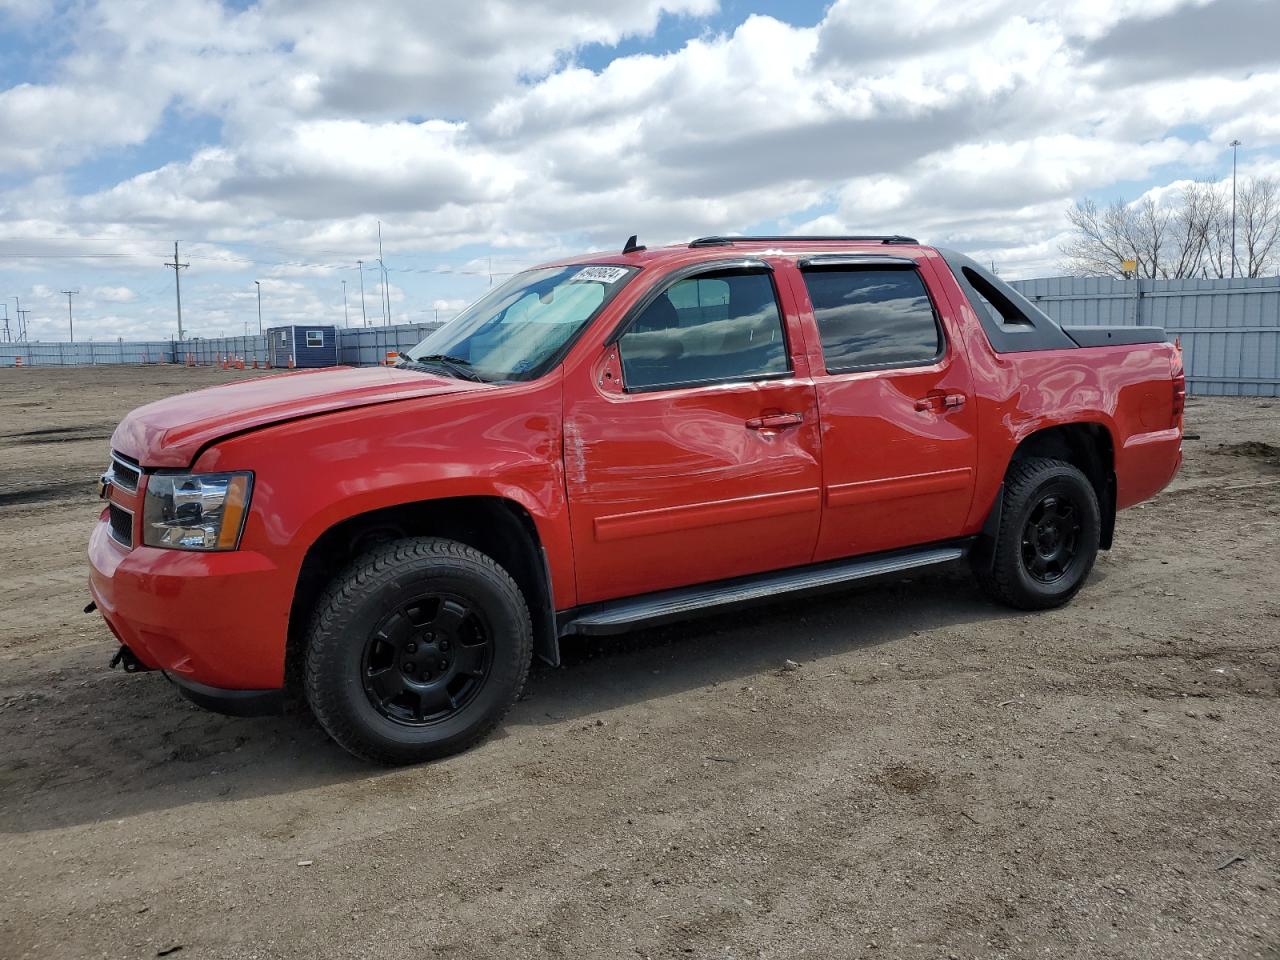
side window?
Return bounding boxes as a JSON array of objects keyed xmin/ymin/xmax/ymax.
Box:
[
  {"xmin": 305, "ymin": 330, "xmax": 324, "ymax": 347},
  {"xmin": 618, "ymin": 271, "xmax": 789, "ymax": 390},
  {"xmin": 801, "ymin": 268, "xmax": 942, "ymax": 371}
]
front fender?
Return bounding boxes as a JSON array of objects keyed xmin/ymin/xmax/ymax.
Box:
[{"xmin": 192, "ymin": 376, "xmax": 576, "ymax": 609}]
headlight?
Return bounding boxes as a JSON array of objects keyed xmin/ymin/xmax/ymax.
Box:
[{"xmin": 142, "ymin": 472, "xmax": 253, "ymax": 550}]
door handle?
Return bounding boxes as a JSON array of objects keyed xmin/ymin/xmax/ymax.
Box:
[
  {"xmin": 745, "ymin": 412, "xmax": 804, "ymax": 430},
  {"xmin": 914, "ymin": 393, "xmax": 967, "ymax": 412}
]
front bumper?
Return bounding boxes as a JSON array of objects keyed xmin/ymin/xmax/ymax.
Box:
[{"xmin": 88, "ymin": 514, "xmax": 293, "ymax": 691}]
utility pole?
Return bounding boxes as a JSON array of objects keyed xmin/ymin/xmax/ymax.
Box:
[
  {"xmin": 61, "ymin": 289, "xmax": 78, "ymax": 342},
  {"xmin": 1230, "ymin": 139, "xmax": 1242, "ymax": 279},
  {"xmin": 13, "ymin": 296, "xmax": 29, "ymax": 342},
  {"xmin": 1, "ymin": 303, "xmax": 9, "ymax": 343},
  {"xmin": 342, "ymin": 280, "xmax": 349, "ymax": 327},
  {"xmin": 164, "ymin": 241, "xmax": 189, "ymax": 340},
  {"xmin": 254, "ymin": 280, "xmax": 263, "ymax": 334},
  {"xmin": 357, "ymin": 260, "xmax": 368, "ymax": 326},
  {"xmin": 377, "ymin": 220, "xmax": 391, "ymax": 326}
]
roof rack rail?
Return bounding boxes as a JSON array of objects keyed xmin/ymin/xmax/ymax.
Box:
[{"xmin": 688, "ymin": 234, "xmax": 917, "ymax": 248}]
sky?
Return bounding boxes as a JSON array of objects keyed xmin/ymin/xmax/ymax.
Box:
[{"xmin": 1, "ymin": 0, "xmax": 1277, "ymax": 343}]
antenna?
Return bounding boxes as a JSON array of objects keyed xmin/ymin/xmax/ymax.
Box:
[{"xmin": 622, "ymin": 234, "xmax": 646, "ymax": 254}]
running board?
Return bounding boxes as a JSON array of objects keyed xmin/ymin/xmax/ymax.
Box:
[{"xmin": 559, "ymin": 541, "xmax": 971, "ymax": 637}]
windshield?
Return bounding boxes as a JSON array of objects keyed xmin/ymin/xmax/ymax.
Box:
[{"xmin": 405, "ymin": 263, "xmax": 638, "ymax": 381}]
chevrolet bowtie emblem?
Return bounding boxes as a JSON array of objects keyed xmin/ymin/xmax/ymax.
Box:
[{"xmin": 98, "ymin": 474, "xmax": 112, "ymax": 500}]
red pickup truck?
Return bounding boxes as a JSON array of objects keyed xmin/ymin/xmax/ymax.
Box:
[{"xmin": 89, "ymin": 236, "xmax": 1184, "ymax": 763}]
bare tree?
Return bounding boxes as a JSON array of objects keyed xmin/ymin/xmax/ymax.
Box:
[
  {"xmin": 1061, "ymin": 177, "xmax": 1280, "ymax": 279},
  {"xmin": 1062, "ymin": 196, "xmax": 1175, "ymax": 279},
  {"xmin": 1168, "ymin": 181, "xmax": 1217, "ymax": 278},
  {"xmin": 1061, "ymin": 199, "xmax": 1138, "ymax": 279},
  {"xmin": 1239, "ymin": 176, "xmax": 1280, "ymax": 278},
  {"xmin": 1200, "ymin": 182, "xmax": 1233, "ymax": 279}
]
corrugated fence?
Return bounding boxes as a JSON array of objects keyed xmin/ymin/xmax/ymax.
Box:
[
  {"xmin": 0, "ymin": 323, "xmax": 444, "ymax": 370},
  {"xmin": 1009, "ymin": 275, "xmax": 1280, "ymax": 397},
  {"xmin": 3, "ymin": 277, "xmax": 1278, "ymax": 396}
]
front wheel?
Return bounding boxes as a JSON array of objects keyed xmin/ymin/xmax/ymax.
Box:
[
  {"xmin": 304, "ymin": 538, "xmax": 532, "ymax": 765},
  {"xmin": 974, "ymin": 457, "xmax": 1100, "ymax": 610}
]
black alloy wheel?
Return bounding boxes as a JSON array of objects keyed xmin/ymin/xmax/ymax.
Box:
[
  {"xmin": 973, "ymin": 456, "xmax": 1101, "ymax": 610},
  {"xmin": 362, "ymin": 594, "xmax": 492, "ymax": 725},
  {"xmin": 1019, "ymin": 493, "xmax": 1084, "ymax": 585},
  {"xmin": 305, "ymin": 537, "xmax": 532, "ymax": 765}
]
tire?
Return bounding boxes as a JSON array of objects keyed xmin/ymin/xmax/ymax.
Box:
[
  {"xmin": 304, "ymin": 537, "xmax": 532, "ymax": 765},
  {"xmin": 974, "ymin": 457, "xmax": 1100, "ymax": 611}
]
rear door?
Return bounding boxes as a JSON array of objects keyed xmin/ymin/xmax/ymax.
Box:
[
  {"xmin": 564, "ymin": 261, "xmax": 823, "ymax": 604},
  {"xmin": 785, "ymin": 256, "xmax": 978, "ymax": 561}
]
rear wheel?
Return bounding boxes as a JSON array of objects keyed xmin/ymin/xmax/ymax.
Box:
[
  {"xmin": 974, "ymin": 457, "xmax": 1100, "ymax": 610},
  {"xmin": 304, "ymin": 537, "xmax": 532, "ymax": 764}
]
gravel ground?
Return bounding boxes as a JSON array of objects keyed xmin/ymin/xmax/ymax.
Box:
[{"xmin": 0, "ymin": 365, "xmax": 1278, "ymax": 960}]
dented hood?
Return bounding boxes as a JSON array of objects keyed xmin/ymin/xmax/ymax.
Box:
[{"xmin": 112, "ymin": 365, "xmax": 481, "ymax": 468}]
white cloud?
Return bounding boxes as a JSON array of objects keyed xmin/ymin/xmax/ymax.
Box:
[{"xmin": 93, "ymin": 285, "xmax": 137, "ymax": 302}]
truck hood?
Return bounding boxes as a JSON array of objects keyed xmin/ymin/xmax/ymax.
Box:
[{"xmin": 112, "ymin": 365, "xmax": 481, "ymax": 468}]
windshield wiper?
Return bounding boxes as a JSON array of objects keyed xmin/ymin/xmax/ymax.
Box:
[{"xmin": 404, "ymin": 353, "xmax": 487, "ymax": 383}]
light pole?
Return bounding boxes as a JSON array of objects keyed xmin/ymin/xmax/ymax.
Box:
[
  {"xmin": 254, "ymin": 280, "xmax": 263, "ymax": 334},
  {"xmin": 1230, "ymin": 139, "xmax": 1242, "ymax": 279},
  {"xmin": 356, "ymin": 260, "xmax": 368, "ymax": 326},
  {"xmin": 342, "ymin": 279, "xmax": 349, "ymax": 328}
]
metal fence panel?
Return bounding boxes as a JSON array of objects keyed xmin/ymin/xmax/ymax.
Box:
[
  {"xmin": 1011, "ymin": 275, "xmax": 1280, "ymax": 397},
  {"xmin": 10, "ymin": 285, "xmax": 1274, "ymax": 397},
  {"xmin": 0, "ymin": 324, "xmax": 444, "ymax": 369}
]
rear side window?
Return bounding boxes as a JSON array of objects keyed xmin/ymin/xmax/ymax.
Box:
[
  {"xmin": 618, "ymin": 271, "xmax": 789, "ymax": 390},
  {"xmin": 802, "ymin": 268, "xmax": 942, "ymax": 371}
]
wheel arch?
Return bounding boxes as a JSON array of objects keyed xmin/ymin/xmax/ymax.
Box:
[
  {"xmin": 1005, "ymin": 421, "xmax": 1117, "ymax": 549},
  {"xmin": 285, "ymin": 495, "xmax": 559, "ymax": 696}
]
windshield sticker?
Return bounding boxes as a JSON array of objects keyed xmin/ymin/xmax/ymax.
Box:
[{"xmin": 571, "ymin": 265, "xmax": 629, "ymax": 284}]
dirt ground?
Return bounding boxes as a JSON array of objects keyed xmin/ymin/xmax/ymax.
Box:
[{"xmin": 1, "ymin": 365, "xmax": 1277, "ymax": 960}]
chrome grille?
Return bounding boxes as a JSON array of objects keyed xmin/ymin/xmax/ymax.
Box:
[
  {"xmin": 108, "ymin": 452, "xmax": 141, "ymax": 492},
  {"xmin": 108, "ymin": 503, "xmax": 134, "ymax": 547}
]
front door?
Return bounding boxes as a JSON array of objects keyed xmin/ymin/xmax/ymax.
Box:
[
  {"xmin": 565, "ymin": 264, "xmax": 822, "ymax": 604},
  {"xmin": 786, "ymin": 258, "xmax": 978, "ymax": 561}
]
